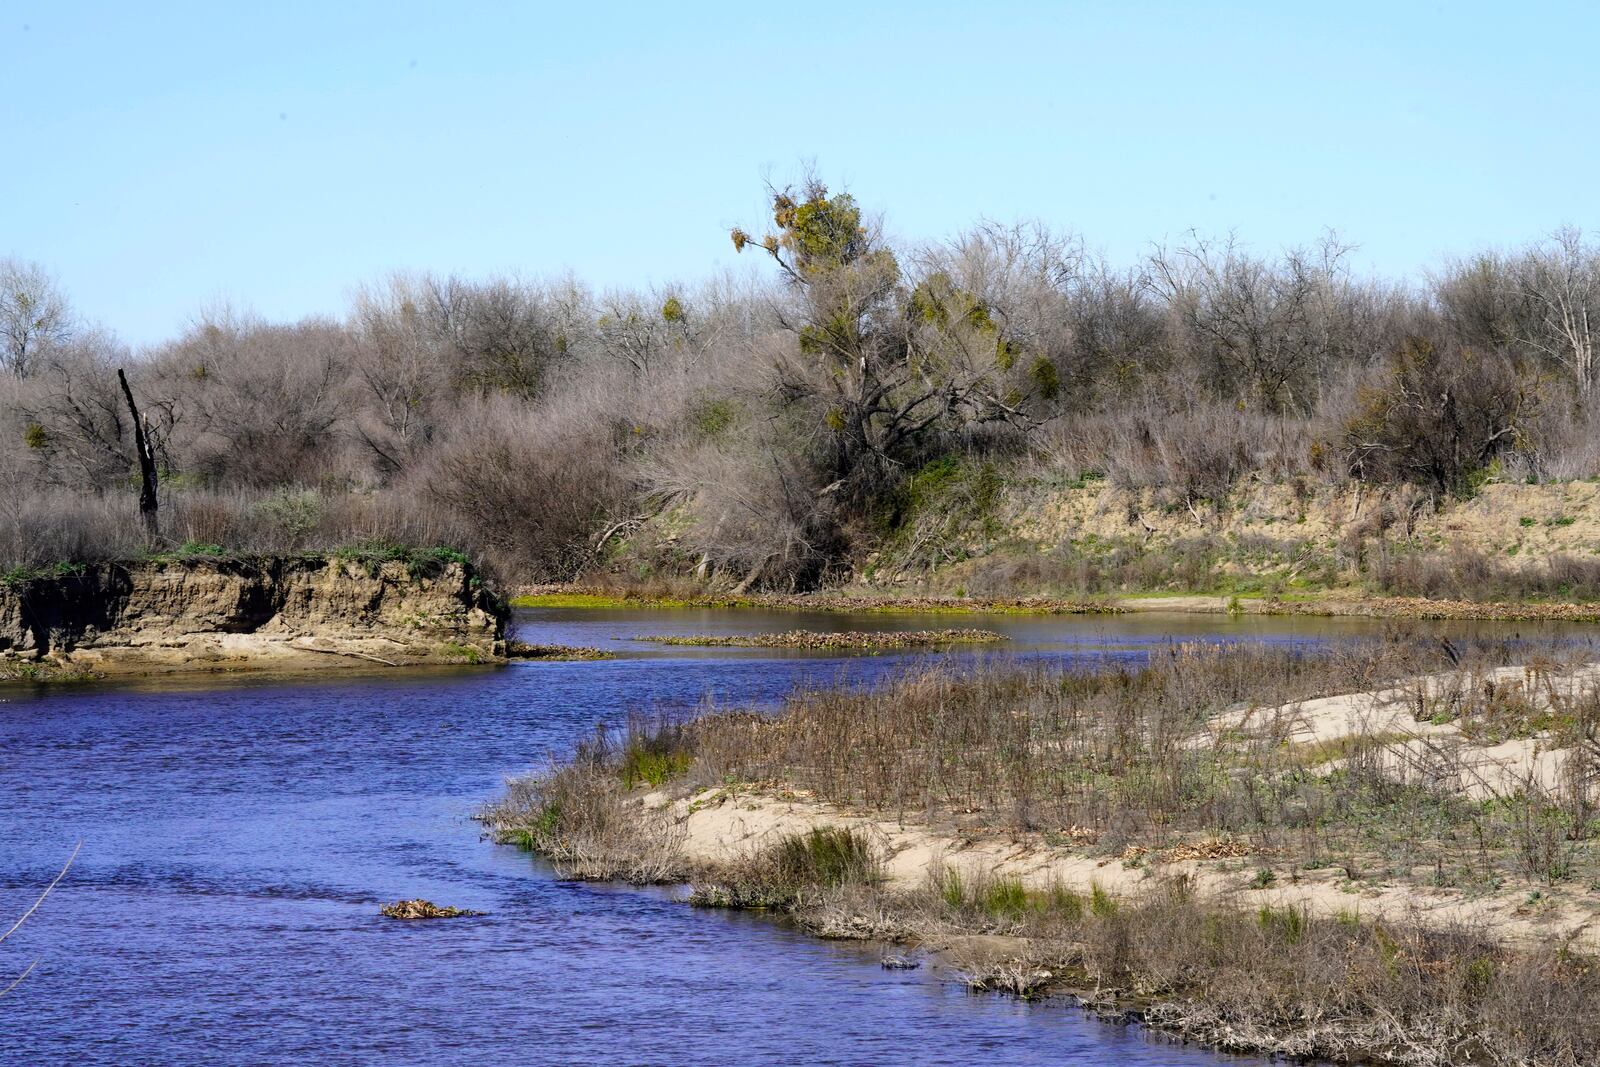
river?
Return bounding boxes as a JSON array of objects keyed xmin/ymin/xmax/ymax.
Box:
[{"xmin": 3, "ymin": 606, "xmax": 1589, "ymax": 1065}]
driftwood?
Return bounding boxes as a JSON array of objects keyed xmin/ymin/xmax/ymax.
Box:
[
  {"xmin": 287, "ymin": 639, "xmax": 399, "ymax": 667},
  {"xmin": 1, "ymin": 841, "xmax": 81, "ymax": 998}
]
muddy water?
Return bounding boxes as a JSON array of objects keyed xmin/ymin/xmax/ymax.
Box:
[{"xmin": 2, "ymin": 606, "xmax": 1590, "ymax": 1065}]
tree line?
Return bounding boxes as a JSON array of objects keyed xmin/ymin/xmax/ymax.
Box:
[{"xmin": 3, "ymin": 184, "xmax": 1598, "ymax": 588}]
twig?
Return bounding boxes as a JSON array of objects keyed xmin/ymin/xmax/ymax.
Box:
[
  {"xmin": 1, "ymin": 841, "xmax": 81, "ymax": 947},
  {"xmin": 0, "ymin": 841, "xmax": 81, "ymax": 999},
  {"xmin": 287, "ymin": 640, "xmax": 399, "ymax": 667}
]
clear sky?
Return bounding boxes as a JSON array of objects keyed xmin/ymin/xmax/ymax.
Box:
[{"xmin": 3, "ymin": 1, "xmax": 1597, "ymax": 345}]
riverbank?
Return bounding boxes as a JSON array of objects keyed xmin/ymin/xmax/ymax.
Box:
[
  {"xmin": 0, "ymin": 552, "xmax": 507, "ymax": 681},
  {"xmin": 485, "ymin": 640, "xmax": 1600, "ymax": 1065},
  {"xmin": 574, "ymin": 474, "xmax": 1600, "ymax": 623},
  {"xmin": 513, "ymin": 583, "xmax": 1600, "ymax": 624}
]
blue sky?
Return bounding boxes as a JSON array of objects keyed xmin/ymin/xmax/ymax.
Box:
[{"xmin": 3, "ymin": 1, "xmax": 1597, "ymax": 345}]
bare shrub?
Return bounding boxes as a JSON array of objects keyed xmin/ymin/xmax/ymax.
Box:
[
  {"xmin": 1369, "ymin": 546, "xmax": 1600, "ymax": 602},
  {"xmin": 413, "ymin": 396, "xmax": 629, "ymax": 581},
  {"xmin": 1147, "ymin": 232, "xmax": 1388, "ymax": 413},
  {"xmin": 0, "ymin": 490, "xmax": 144, "ymax": 570},
  {"xmin": 152, "ymin": 312, "xmax": 353, "ymax": 488},
  {"xmin": 1338, "ymin": 336, "xmax": 1537, "ymax": 496},
  {"xmin": 1102, "ymin": 404, "xmax": 1311, "ymax": 507}
]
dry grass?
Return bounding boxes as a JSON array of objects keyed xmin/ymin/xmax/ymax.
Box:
[
  {"xmin": 478, "ymin": 719, "xmax": 690, "ymax": 884},
  {"xmin": 688, "ymin": 641, "xmax": 1517, "ymax": 856},
  {"xmin": 1371, "ymin": 547, "xmax": 1600, "ymax": 604},
  {"xmin": 488, "ymin": 640, "xmax": 1600, "ymax": 1064},
  {"xmin": 495, "ymin": 637, "xmax": 1600, "ymax": 892},
  {"xmin": 819, "ymin": 874, "xmax": 1600, "ymax": 1066}
]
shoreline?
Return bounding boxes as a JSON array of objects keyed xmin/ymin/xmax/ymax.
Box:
[
  {"xmin": 0, "ymin": 555, "xmax": 508, "ymax": 683},
  {"xmin": 486, "ymin": 649, "xmax": 1600, "ymax": 1065},
  {"xmin": 512, "ymin": 583, "xmax": 1600, "ymax": 624},
  {"xmin": 504, "ymin": 781, "xmax": 1593, "ymax": 1064},
  {"xmin": 0, "ymin": 654, "xmax": 511, "ymax": 687}
]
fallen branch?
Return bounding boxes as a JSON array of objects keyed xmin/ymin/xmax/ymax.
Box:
[
  {"xmin": 0, "ymin": 841, "xmax": 82, "ymax": 999},
  {"xmin": 288, "ymin": 639, "xmax": 399, "ymax": 667}
]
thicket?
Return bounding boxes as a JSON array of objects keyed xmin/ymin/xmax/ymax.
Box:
[{"xmin": 5, "ymin": 192, "xmax": 1599, "ymax": 587}]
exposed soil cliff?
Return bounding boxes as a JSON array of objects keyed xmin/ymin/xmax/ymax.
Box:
[
  {"xmin": 863, "ymin": 473, "xmax": 1600, "ymax": 602},
  {"xmin": 0, "ymin": 557, "xmax": 507, "ymax": 678}
]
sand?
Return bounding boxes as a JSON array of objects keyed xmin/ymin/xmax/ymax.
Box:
[{"xmin": 647, "ymin": 662, "xmax": 1600, "ymax": 950}]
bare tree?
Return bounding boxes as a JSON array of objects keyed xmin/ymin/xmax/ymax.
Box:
[
  {"xmin": 1512, "ymin": 227, "xmax": 1599, "ymax": 396},
  {"xmin": 0, "ymin": 259, "xmax": 72, "ymax": 377},
  {"xmin": 1148, "ymin": 232, "xmax": 1366, "ymax": 413},
  {"xmin": 117, "ymin": 369, "xmax": 159, "ymax": 541},
  {"xmin": 1436, "ymin": 252, "xmax": 1522, "ymax": 351},
  {"xmin": 21, "ymin": 331, "xmax": 173, "ymax": 491},
  {"xmin": 1340, "ymin": 336, "xmax": 1536, "ymax": 496},
  {"xmin": 350, "ymin": 276, "xmax": 452, "ymax": 474},
  {"xmin": 596, "ymin": 290, "xmax": 700, "ymax": 376}
]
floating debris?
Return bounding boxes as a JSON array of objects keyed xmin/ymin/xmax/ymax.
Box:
[
  {"xmin": 379, "ymin": 899, "xmax": 483, "ymax": 920},
  {"xmin": 634, "ymin": 629, "xmax": 1007, "ymax": 650},
  {"xmin": 505, "ymin": 640, "xmax": 613, "ymax": 661}
]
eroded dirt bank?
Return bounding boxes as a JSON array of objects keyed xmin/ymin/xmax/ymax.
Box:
[{"xmin": 0, "ymin": 557, "xmax": 507, "ymax": 678}]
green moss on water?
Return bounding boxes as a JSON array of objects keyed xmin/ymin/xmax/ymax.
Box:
[{"xmin": 510, "ymin": 592, "xmax": 699, "ymax": 609}]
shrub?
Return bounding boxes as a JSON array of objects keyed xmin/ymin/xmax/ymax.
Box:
[{"xmin": 1339, "ymin": 337, "xmax": 1536, "ymax": 496}]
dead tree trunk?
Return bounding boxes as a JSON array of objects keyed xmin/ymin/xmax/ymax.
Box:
[{"xmin": 117, "ymin": 368, "xmax": 159, "ymax": 544}]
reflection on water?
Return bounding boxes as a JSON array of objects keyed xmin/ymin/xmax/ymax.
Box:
[{"xmin": 1, "ymin": 606, "xmax": 1589, "ymax": 1065}]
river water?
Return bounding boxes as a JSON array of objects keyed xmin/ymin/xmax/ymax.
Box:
[{"xmin": 2, "ymin": 606, "xmax": 1588, "ymax": 1065}]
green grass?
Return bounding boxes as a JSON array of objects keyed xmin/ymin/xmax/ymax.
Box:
[
  {"xmin": 1089, "ymin": 882, "xmax": 1118, "ymax": 917},
  {"xmin": 935, "ymin": 868, "xmax": 1089, "ymax": 922},
  {"xmin": 143, "ymin": 541, "xmax": 228, "ymax": 564},
  {"xmin": 620, "ymin": 746, "xmax": 692, "ymax": 789},
  {"xmin": 438, "ymin": 641, "xmax": 483, "ymax": 664},
  {"xmin": 940, "ymin": 867, "xmax": 967, "ymax": 909},
  {"xmin": 980, "ymin": 876, "xmax": 1031, "ymax": 918},
  {"xmin": 1257, "ymin": 904, "xmax": 1308, "ymax": 943},
  {"xmin": 335, "ymin": 541, "xmax": 470, "ymax": 577},
  {"xmin": 770, "ymin": 827, "xmax": 880, "ymax": 888},
  {"xmin": 0, "ymin": 560, "xmax": 89, "ymax": 588}
]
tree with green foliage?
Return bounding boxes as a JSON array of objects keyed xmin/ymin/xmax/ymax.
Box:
[{"xmin": 732, "ymin": 181, "xmax": 1037, "ymax": 504}]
